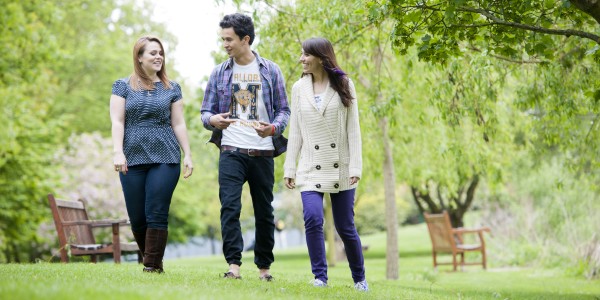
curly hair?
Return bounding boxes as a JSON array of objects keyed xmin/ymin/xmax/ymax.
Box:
[{"xmin": 219, "ymin": 13, "xmax": 255, "ymax": 45}]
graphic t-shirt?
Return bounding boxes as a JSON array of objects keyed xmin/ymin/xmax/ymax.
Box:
[
  {"xmin": 314, "ymin": 92, "xmax": 324, "ymax": 110},
  {"xmin": 222, "ymin": 58, "xmax": 274, "ymax": 150}
]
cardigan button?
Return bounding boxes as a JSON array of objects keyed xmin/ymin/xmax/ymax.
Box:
[
  {"xmin": 315, "ymin": 145, "xmax": 320, "ymax": 150},
  {"xmin": 331, "ymin": 143, "xmax": 336, "ymax": 148},
  {"xmin": 316, "ymin": 165, "xmax": 321, "ymax": 170},
  {"xmin": 333, "ymin": 163, "xmax": 339, "ymax": 168},
  {"xmin": 316, "ymin": 184, "xmax": 321, "ymax": 188},
  {"xmin": 334, "ymin": 183, "xmax": 339, "ymax": 188}
]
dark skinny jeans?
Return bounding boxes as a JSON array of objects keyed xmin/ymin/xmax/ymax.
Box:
[
  {"xmin": 218, "ymin": 150, "xmax": 275, "ymax": 269},
  {"xmin": 119, "ymin": 163, "xmax": 180, "ymax": 232}
]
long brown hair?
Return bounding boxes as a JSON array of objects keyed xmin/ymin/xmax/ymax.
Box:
[
  {"xmin": 129, "ymin": 36, "xmax": 172, "ymax": 90},
  {"xmin": 301, "ymin": 37, "xmax": 352, "ymax": 107}
]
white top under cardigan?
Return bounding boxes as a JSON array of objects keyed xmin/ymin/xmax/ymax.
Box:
[{"xmin": 283, "ymin": 74, "xmax": 362, "ymax": 193}]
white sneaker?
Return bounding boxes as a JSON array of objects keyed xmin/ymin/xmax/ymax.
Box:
[
  {"xmin": 354, "ymin": 280, "xmax": 369, "ymax": 292},
  {"xmin": 313, "ymin": 278, "xmax": 327, "ymax": 287}
]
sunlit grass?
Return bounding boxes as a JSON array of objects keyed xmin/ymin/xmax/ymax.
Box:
[{"xmin": 0, "ymin": 225, "xmax": 598, "ymax": 300}]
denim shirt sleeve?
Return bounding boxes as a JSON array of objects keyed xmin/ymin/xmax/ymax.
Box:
[{"xmin": 201, "ymin": 65, "xmax": 221, "ymax": 131}]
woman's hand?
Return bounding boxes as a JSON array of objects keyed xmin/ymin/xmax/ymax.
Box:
[
  {"xmin": 183, "ymin": 155, "xmax": 193, "ymax": 179},
  {"xmin": 113, "ymin": 152, "xmax": 128, "ymax": 175},
  {"xmin": 284, "ymin": 177, "xmax": 295, "ymax": 189},
  {"xmin": 350, "ymin": 176, "xmax": 360, "ymax": 185}
]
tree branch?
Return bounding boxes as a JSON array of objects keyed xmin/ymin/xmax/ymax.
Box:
[
  {"xmin": 462, "ymin": 175, "xmax": 480, "ymax": 212},
  {"xmin": 410, "ymin": 186, "xmax": 426, "ymax": 215},
  {"xmin": 585, "ymin": 113, "xmax": 600, "ymax": 141},
  {"xmin": 262, "ymin": 0, "xmax": 301, "ymax": 17},
  {"xmin": 466, "ymin": 45, "xmax": 546, "ymax": 64},
  {"xmin": 459, "ymin": 6, "xmax": 600, "ymax": 44},
  {"xmin": 413, "ymin": 185, "xmax": 440, "ymax": 213},
  {"xmin": 436, "ymin": 185, "xmax": 446, "ymax": 209}
]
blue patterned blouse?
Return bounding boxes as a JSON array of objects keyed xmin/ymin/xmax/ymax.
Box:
[{"xmin": 112, "ymin": 78, "xmax": 182, "ymax": 166}]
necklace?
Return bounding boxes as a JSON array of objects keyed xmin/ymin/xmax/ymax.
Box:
[{"xmin": 138, "ymin": 79, "xmax": 155, "ymax": 97}]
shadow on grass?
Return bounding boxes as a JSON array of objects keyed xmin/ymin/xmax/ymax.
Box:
[
  {"xmin": 274, "ymin": 249, "xmax": 431, "ymax": 261},
  {"xmin": 398, "ymin": 285, "xmax": 600, "ymax": 300},
  {"xmin": 365, "ymin": 250, "xmax": 431, "ymax": 259}
]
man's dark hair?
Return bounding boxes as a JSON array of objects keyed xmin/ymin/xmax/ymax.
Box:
[{"xmin": 220, "ymin": 13, "xmax": 255, "ymax": 45}]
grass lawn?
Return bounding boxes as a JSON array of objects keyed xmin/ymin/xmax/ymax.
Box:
[{"xmin": 0, "ymin": 224, "xmax": 598, "ymax": 300}]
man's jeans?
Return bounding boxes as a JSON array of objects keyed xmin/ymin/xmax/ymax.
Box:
[{"xmin": 219, "ymin": 150, "xmax": 275, "ymax": 269}]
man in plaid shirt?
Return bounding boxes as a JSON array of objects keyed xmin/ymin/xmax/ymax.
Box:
[{"xmin": 201, "ymin": 13, "xmax": 289, "ymax": 281}]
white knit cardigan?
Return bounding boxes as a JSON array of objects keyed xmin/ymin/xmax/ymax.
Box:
[{"xmin": 283, "ymin": 74, "xmax": 362, "ymax": 193}]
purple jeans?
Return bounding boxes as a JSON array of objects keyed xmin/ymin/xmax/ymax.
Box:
[{"xmin": 301, "ymin": 189, "xmax": 365, "ymax": 283}]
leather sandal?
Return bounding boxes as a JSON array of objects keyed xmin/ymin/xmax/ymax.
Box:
[
  {"xmin": 259, "ymin": 274, "xmax": 274, "ymax": 282},
  {"xmin": 143, "ymin": 267, "xmax": 164, "ymax": 273},
  {"xmin": 223, "ymin": 271, "xmax": 241, "ymax": 279}
]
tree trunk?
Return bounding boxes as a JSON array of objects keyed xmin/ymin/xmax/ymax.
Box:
[
  {"xmin": 412, "ymin": 175, "xmax": 480, "ymax": 227},
  {"xmin": 449, "ymin": 174, "xmax": 480, "ymax": 227},
  {"xmin": 381, "ymin": 117, "xmax": 399, "ymax": 279},
  {"xmin": 324, "ymin": 194, "xmax": 336, "ymax": 267},
  {"xmin": 448, "ymin": 210, "xmax": 465, "ymax": 228},
  {"xmin": 208, "ymin": 226, "xmax": 217, "ymax": 255},
  {"xmin": 11, "ymin": 243, "xmax": 20, "ymax": 263}
]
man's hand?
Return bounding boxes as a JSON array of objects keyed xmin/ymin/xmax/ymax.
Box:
[
  {"xmin": 255, "ymin": 121, "xmax": 274, "ymax": 138},
  {"xmin": 209, "ymin": 112, "xmax": 236, "ymax": 130}
]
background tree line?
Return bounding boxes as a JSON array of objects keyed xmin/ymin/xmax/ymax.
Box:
[{"xmin": 1, "ymin": 0, "xmax": 598, "ymax": 280}]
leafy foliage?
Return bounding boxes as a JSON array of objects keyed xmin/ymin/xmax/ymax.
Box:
[
  {"xmin": 367, "ymin": 0, "xmax": 600, "ymax": 175},
  {"xmin": 362, "ymin": 0, "xmax": 600, "ymax": 276},
  {"xmin": 482, "ymin": 157, "xmax": 600, "ymax": 279},
  {"xmin": 47, "ymin": 0, "xmax": 175, "ymax": 133},
  {"xmin": 0, "ymin": 0, "xmax": 64, "ymax": 262},
  {"xmin": 0, "ymin": 0, "xmax": 175, "ymax": 262},
  {"xmin": 365, "ymin": 0, "xmax": 600, "ymax": 62}
]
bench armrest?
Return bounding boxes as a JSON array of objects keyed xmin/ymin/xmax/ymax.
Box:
[
  {"xmin": 453, "ymin": 227, "xmax": 490, "ymax": 234},
  {"xmin": 62, "ymin": 219, "xmax": 129, "ymax": 227}
]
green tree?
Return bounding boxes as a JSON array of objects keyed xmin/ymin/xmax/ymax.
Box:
[
  {"xmin": 366, "ymin": 0, "xmax": 600, "ymax": 277},
  {"xmin": 48, "ymin": 0, "xmax": 175, "ymax": 133},
  {"xmin": 0, "ymin": 0, "xmax": 177, "ymax": 262},
  {"xmin": 0, "ymin": 0, "xmax": 64, "ymax": 263},
  {"xmin": 366, "ymin": 0, "xmax": 600, "ymax": 173}
]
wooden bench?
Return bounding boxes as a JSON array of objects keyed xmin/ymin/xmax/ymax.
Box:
[
  {"xmin": 424, "ymin": 211, "xmax": 490, "ymax": 271},
  {"xmin": 48, "ymin": 194, "xmax": 140, "ymax": 263}
]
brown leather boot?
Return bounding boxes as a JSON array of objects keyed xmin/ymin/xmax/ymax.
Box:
[
  {"xmin": 143, "ymin": 228, "xmax": 168, "ymax": 273},
  {"xmin": 132, "ymin": 231, "xmax": 146, "ymax": 264}
]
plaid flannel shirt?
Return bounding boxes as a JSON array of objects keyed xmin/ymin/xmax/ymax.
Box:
[{"xmin": 201, "ymin": 51, "xmax": 290, "ymax": 157}]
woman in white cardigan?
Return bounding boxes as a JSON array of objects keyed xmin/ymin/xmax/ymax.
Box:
[{"xmin": 283, "ymin": 37, "xmax": 368, "ymax": 292}]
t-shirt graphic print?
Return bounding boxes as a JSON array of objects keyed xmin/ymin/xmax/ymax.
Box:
[{"xmin": 221, "ymin": 59, "xmax": 274, "ymax": 150}]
